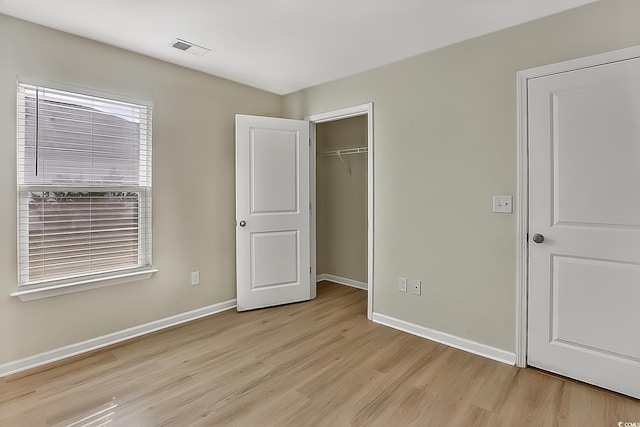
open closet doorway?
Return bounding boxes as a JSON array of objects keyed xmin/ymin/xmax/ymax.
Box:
[{"xmin": 307, "ymin": 104, "xmax": 373, "ymax": 320}]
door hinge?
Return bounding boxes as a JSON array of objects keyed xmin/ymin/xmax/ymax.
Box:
[{"xmin": 309, "ymin": 202, "xmax": 312, "ymax": 210}]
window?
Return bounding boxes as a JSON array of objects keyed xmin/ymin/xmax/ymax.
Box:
[{"xmin": 16, "ymin": 80, "xmax": 154, "ymax": 295}]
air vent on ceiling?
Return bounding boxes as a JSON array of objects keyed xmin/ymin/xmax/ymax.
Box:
[{"xmin": 170, "ymin": 38, "xmax": 211, "ymax": 56}]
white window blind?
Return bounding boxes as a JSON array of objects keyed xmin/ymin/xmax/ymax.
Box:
[{"xmin": 17, "ymin": 81, "xmax": 153, "ymax": 288}]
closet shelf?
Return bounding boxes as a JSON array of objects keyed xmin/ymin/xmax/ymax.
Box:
[
  {"xmin": 322, "ymin": 147, "xmax": 368, "ymax": 157},
  {"xmin": 322, "ymin": 146, "xmax": 367, "ymax": 176}
]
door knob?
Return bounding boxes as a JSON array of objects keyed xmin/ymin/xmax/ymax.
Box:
[
  {"xmin": 239, "ymin": 220, "xmax": 246, "ymax": 227},
  {"xmin": 532, "ymin": 233, "xmax": 544, "ymax": 244}
]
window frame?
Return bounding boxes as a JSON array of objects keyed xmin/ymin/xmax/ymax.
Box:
[{"xmin": 12, "ymin": 77, "xmax": 157, "ymax": 301}]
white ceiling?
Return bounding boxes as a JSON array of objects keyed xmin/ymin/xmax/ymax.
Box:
[{"xmin": 0, "ymin": 0, "xmax": 595, "ymax": 95}]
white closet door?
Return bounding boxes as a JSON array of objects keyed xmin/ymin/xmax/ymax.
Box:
[{"xmin": 235, "ymin": 114, "xmax": 311, "ymax": 311}]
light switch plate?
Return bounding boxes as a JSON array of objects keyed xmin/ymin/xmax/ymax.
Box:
[{"xmin": 492, "ymin": 195, "xmax": 513, "ymax": 213}]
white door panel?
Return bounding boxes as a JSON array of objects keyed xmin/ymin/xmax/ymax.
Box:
[
  {"xmin": 252, "ymin": 230, "xmax": 299, "ymax": 288},
  {"xmin": 552, "ymin": 256, "xmax": 640, "ymax": 358},
  {"xmin": 251, "ymin": 128, "xmax": 299, "ymax": 214},
  {"xmin": 528, "ymin": 57, "xmax": 640, "ymax": 398},
  {"xmin": 552, "ymin": 80, "xmax": 640, "ymax": 228},
  {"xmin": 236, "ymin": 115, "xmax": 310, "ymax": 311}
]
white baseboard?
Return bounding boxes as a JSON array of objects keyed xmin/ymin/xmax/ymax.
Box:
[
  {"xmin": 316, "ymin": 273, "xmax": 368, "ymax": 291},
  {"xmin": 0, "ymin": 299, "xmax": 237, "ymax": 378},
  {"xmin": 372, "ymin": 312, "xmax": 516, "ymax": 365}
]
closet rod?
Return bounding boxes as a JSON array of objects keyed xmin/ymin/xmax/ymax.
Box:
[
  {"xmin": 322, "ymin": 146, "xmax": 368, "ymax": 157},
  {"xmin": 322, "ymin": 146, "xmax": 367, "ymax": 176}
]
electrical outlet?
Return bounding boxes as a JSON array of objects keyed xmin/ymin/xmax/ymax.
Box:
[
  {"xmin": 409, "ymin": 279, "xmax": 421, "ymax": 295},
  {"xmin": 399, "ymin": 277, "xmax": 407, "ymax": 293},
  {"xmin": 191, "ymin": 271, "xmax": 200, "ymax": 286}
]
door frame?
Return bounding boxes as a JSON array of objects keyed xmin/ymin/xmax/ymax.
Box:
[
  {"xmin": 306, "ymin": 103, "xmax": 374, "ymax": 320},
  {"xmin": 515, "ymin": 45, "xmax": 640, "ymax": 368}
]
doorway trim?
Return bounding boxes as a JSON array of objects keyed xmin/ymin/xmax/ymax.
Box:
[
  {"xmin": 515, "ymin": 45, "xmax": 640, "ymax": 368},
  {"xmin": 306, "ymin": 103, "xmax": 374, "ymax": 320}
]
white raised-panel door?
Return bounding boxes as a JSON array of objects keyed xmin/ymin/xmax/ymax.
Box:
[
  {"xmin": 236, "ymin": 115, "xmax": 310, "ymax": 311},
  {"xmin": 528, "ymin": 57, "xmax": 640, "ymax": 398}
]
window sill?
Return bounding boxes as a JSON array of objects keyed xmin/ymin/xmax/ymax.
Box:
[{"xmin": 11, "ymin": 269, "xmax": 159, "ymax": 302}]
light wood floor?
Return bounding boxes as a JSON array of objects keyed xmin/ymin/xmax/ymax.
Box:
[{"xmin": 1, "ymin": 282, "xmax": 638, "ymax": 426}]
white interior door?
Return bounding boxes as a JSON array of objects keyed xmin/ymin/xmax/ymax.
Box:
[
  {"xmin": 528, "ymin": 57, "xmax": 640, "ymax": 398},
  {"xmin": 235, "ymin": 115, "xmax": 311, "ymax": 311}
]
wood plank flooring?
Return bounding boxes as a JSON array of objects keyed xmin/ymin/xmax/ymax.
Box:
[{"xmin": 1, "ymin": 281, "xmax": 638, "ymax": 426}]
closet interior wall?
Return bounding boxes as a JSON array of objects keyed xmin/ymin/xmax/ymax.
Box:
[{"xmin": 316, "ymin": 116, "xmax": 368, "ymax": 284}]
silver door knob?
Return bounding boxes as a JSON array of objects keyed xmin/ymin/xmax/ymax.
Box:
[
  {"xmin": 239, "ymin": 220, "xmax": 246, "ymax": 227},
  {"xmin": 532, "ymin": 233, "xmax": 544, "ymax": 244}
]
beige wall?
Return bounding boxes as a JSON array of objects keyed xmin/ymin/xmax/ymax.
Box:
[
  {"xmin": 284, "ymin": 0, "xmax": 640, "ymax": 352},
  {"xmin": 316, "ymin": 116, "xmax": 367, "ymax": 283},
  {"xmin": 0, "ymin": 14, "xmax": 282, "ymax": 364}
]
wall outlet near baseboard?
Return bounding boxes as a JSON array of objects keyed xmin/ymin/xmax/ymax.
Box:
[
  {"xmin": 399, "ymin": 277, "xmax": 407, "ymax": 292},
  {"xmin": 409, "ymin": 279, "xmax": 421, "ymax": 295},
  {"xmin": 191, "ymin": 271, "xmax": 200, "ymax": 286}
]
